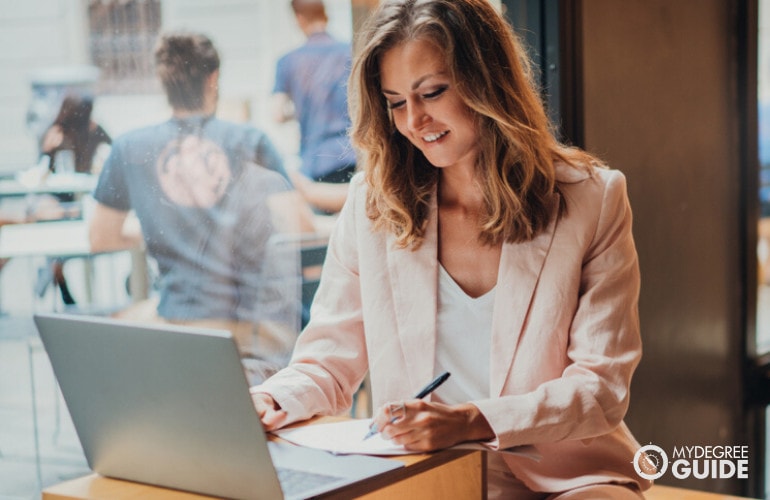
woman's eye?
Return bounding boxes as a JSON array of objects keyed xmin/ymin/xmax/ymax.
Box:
[
  {"xmin": 387, "ymin": 100, "xmax": 406, "ymax": 110},
  {"xmin": 422, "ymin": 86, "xmax": 448, "ymax": 99}
]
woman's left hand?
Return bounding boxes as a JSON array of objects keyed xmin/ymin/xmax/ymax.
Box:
[{"xmin": 374, "ymin": 400, "xmax": 495, "ymax": 452}]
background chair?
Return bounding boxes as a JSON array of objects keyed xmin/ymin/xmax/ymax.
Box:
[{"xmin": 299, "ymin": 241, "xmax": 327, "ymax": 328}]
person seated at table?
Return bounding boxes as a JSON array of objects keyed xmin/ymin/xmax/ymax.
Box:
[
  {"xmin": 251, "ymin": 0, "xmax": 650, "ymax": 498},
  {"xmin": 89, "ymin": 31, "xmax": 307, "ymax": 383},
  {"xmin": 33, "ymin": 93, "xmax": 112, "ymax": 306},
  {"xmin": 41, "ymin": 93, "xmax": 112, "ymax": 176}
]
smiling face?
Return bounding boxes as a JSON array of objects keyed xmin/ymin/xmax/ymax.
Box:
[{"xmin": 379, "ymin": 38, "xmax": 479, "ymax": 175}]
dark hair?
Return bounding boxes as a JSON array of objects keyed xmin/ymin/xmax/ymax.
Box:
[
  {"xmin": 154, "ymin": 32, "xmax": 220, "ymax": 111},
  {"xmin": 46, "ymin": 93, "xmax": 111, "ymax": 174},
  {"xmin": 350, "ymin": 0, "xmax": 596, "ymax": 248},
  {"xmin": 53, "ymin": 94, "xmax": 93, "ymax": 132}
]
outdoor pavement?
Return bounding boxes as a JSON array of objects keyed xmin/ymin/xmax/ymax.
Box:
[
  {"xmin": 0, "ymin": 252, "xmax": 129, "ymax": 499},
  {"xmin": 0, "ymin": 315, "xmax": 89, "ymax": 500}
]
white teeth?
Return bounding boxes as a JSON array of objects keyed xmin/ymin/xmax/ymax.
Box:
[{"xmin": 423, "ymin": 131, "xmax": 448, "ymax": 142}]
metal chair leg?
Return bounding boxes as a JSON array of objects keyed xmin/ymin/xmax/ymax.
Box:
[{"xmin": 27, "ymin": 338, "xmax": 43, "ymax": 495}]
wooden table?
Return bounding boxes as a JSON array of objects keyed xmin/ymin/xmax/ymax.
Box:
[{"xmin": 42, "ymin": 447, "xmax": 484, "ymax": 499}]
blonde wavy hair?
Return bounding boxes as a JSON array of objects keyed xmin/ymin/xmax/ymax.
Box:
[{"xmin": 349, "ymin": 0, "xmax": 598, "ymax": 249}]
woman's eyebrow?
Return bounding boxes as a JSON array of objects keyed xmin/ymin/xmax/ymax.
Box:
[
  {"xmin": 382, "ymin": 72, "xmax": 446, "ymax": 95},
  {"xmin": 410, "ymin": 74, "xmax": 437, "ymax": 90}
]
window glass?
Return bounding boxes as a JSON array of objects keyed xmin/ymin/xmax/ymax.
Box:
[
  {"xmin": 0, "ymin": 1, "xmax": 354, "ymax": 495},
  {"xmin": 759, "ymin": 0, "xmax": 770, "ymax": 356}
]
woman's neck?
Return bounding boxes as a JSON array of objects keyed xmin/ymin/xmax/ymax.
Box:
[{"xmin": 438, "ymin": 169, "xmax": 485, "ymax": 212}]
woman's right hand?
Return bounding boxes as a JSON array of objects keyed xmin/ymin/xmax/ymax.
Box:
[{"xmin": 250, "ymin": 391, "xmax": 287, "ymax": 431}]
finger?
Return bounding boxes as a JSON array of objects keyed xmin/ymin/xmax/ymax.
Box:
[
  {"xmin": 372, "ymin": 401, "xmax": 405, "ymax": 438},
  {"xmin": 381, "ymin": 423, "xmax": 407, "ymax": 441},
  {"xmin": 383, "ymin": 425, "xmax": 425, "ymax": 447},
  {"xmin": 387, "ymin": 401, "xmax": 406, "ymax": 423},
  {"xmin": 388, "ymin": 426, "xmax": 445, "ymax": 452},
  {"xmin": 250, "ymin": 393, "xmax": 273, "ymax": 411},
  {"xmin": 381, "ymin": 404, "xmax": 449, "ymax": 450},
  {"xmin": 261, "ymin": 409, "xmax": 288, "ymax": 431},
  {"xmin": 372, "ymin": 402, "xmax": 396, "ymax": 430}
]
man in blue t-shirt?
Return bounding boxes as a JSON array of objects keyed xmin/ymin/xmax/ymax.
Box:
[
  {"xmin": 89, "ymin": 32, "xmax": 303, "ymax": 383},
  {"xmin": 272, "ymin": 0, "xmax": 356, "ymax": 187}
]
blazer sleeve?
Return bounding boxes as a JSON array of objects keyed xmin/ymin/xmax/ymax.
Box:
[
  {"xmin": 252, "ymin": 176, "xmax": 369, "ymax": 427},
  {"xmin": 474, "ymin": 171, "xmax": 642, "ymax": 449}
]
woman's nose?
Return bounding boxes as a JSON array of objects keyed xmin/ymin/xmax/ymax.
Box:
[{"xmin": 406, "ymin": 102, "xmax": 429, "ymax": 131}]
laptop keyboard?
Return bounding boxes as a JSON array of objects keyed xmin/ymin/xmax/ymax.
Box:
[{"xmin": 276, "ymin": 467, "xmax": 343, "ymax": 497}]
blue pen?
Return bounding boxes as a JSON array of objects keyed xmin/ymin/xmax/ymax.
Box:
[{"xmin": 363, "ymin": 371, "xmax": 451, "ymax": 440}]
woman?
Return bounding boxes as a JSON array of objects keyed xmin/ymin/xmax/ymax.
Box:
[
  {"xmin": 252, "ymin": 0, "xmax": 650, "ymax": 497},
  {"xmin": 42, "ymin": 94, "xmax": 111, "ymax": 175},
  {"xmin": 36, "ymin": 94, "xmax": 112, "ymax": 305}
]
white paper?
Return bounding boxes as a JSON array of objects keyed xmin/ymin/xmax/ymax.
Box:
[
  {"xmin": 272, "ymin": 419, "xmax": 541, "ymax": 460},
  {"xmin": 274, "ymin": 419, "xmax": 409, "ymax": 455}
]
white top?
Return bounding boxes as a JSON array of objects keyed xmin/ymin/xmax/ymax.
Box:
[
  {"xmin": 435, "ymin": 264, "xmax": 526, "ymax": 498},
  {"xmin": 433, "ymin": 263, "xmax": 495, "ymax": 404}
]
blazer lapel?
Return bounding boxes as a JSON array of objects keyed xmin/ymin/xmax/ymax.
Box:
[
  {"xmin": 386, "ymin": 195, "xmax": 439, "ymax": 395},
  {"xmin": 490, "ymin": 194, "xmax": 560, "ymax": 396}
]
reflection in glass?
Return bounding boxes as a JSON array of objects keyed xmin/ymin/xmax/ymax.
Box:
[{"xmin": 758, "ymin": 0, "xmax": 770, "ymax": 355}]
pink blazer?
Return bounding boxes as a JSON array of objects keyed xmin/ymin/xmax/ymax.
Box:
[{"xmin": 256, "ymin": 164, "xmax": 651, "ymax": 493}]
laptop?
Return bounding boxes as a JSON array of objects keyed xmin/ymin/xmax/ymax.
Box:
[{"xmin": 34, "ymin": 313, "xmax": 402, "ymax": 499}]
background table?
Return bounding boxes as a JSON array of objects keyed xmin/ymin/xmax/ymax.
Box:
[
  {"xmin": 0, "ymin": 173, "xmax": 96, "ymax": 198},
  {"xmin": 0, "ymin": 220, "xmax": 92, "ymax": 259},
  {"xmin": 0, "ymin": 219, "xmax": 147, "ymax": 309}
]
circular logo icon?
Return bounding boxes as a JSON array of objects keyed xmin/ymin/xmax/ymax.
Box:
[{"xmin": 633, "ymin": 444, "xmax": 668, "ymax": 480}]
